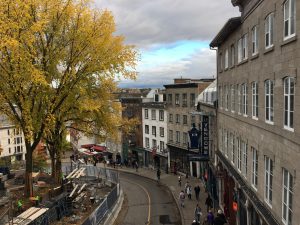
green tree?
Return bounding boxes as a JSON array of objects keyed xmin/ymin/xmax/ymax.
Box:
[{"xmin": 0, "ymin": 0, "xmax": 137, "ymax": 197}]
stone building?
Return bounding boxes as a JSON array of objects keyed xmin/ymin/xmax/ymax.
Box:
[
  {"xmin": 141, "ymin": 89, "xmax": 168, "ymax": 171},
  {"xmin": 164, "ymin": 78, "xmax": 213, "ymax": 176},
  {"xmin": 210, "ymin": 0, "xmax": 299, "ymax": 225}
]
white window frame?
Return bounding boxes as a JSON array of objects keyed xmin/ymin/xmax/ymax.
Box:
[
  {"xmin": 160, "ymin": 127, "xmax": 164, "ymax": 137},
  {"xmin": 252, "ymin": 26, "xmax": 259, "ymax": 55},
  {"xmin": 159, "ymin": 110, "xmax": 164, "ymax": 121},
  {"xmin": 238, "ymin": 38, "xmax": 242, "ymax": 63},
  {"xmin": 242, "ymin": 34, "xmax": 248, "ymax": 60},
  {"xmin": 284, "ymin": 0, "xmax": 296, "ymax": 40},
  {"xmin": 251, "ymin": 147, "xmax": 258, "ymax": 189},
  {"xmin": 282, "ymin": 168, "xmax": 293, "ymax": 225},
  {"xmin": 151, "ymin": 109, "xmax": 156, "ymax": 120},
  {"xmin": 231, "ymin": 44, "xmax": 235, "ymax": 67},
  {"xmin": 242, "ymin": 83, "xmax": 248, "ymax": 116},
  {"xmin": 145, "ymin": 109, "xmax": 149, "ymax": 119},
  {"xmin": 176, "ymin": 131, "xmax": 180, "ymax": 143},
  {"xmin": 224, "ymin": 130, "xmax": 228, "ymax": 157},
  {"xmin": 284, "ymin": 77, "xmax": 294, "ymax": 131},
  {"xmin": 238, "ymin": 84, "xmax": 242, "ymax": 114},
  {"xmin": 145, "ymin": 125, "xmax": 149, "ymax": 134},
  {"xmin": 219, "ymin": 86, "xmax": 223, "ymax": 109},
  {"xmin": 231, "ymin": 85, "xmax": 235, "ymax": 113},
  {"xmin": 231, "ymin": 133, "xmax": 235, "ymax": 165},
  {"xmin": 237, "ymin": 138, "xmax": 241, "ymax": 172},
  {"xmin": 264, "ymin": 156, "xmax": 273, "ymax": 207},
  {"xmin": 265, "ymin": 13, "xmax": 274, "ymax": 49},
  {"xmin": 169, "ymin": 130, "xmax": 173, "ymax": 142},
  {"xmin": 225, "ymin": 49, "xmax": 229, "ymax": 69},
  {"xmin": 252, "ymin": 82, "xmax": 259, "ymax": 119},
  {"xmin": 225, "ymin": 85, "xmax": 229, "ymax": 110},
  {"xmin": 241, "ymin": 141, "xmax": 248, "ymax": 177},
  {"xmin": 183, "ymin": 132, "xmax": 188, "ymax": 144},
  {"xmin": 265, "ymin": 80, "xmax": 274, "ymax": 124},
  {"xmin": 145, "ymin": 137, "xmax": 150, "ymax": 148}
]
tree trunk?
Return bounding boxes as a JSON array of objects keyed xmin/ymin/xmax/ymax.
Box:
[
  {"xmin": 54, "ymin": 154, "xmax": 62, "ymax": 185},
  {"xmin": 24, "ymin": 142, "xmax": 33, "ymax": 197}
]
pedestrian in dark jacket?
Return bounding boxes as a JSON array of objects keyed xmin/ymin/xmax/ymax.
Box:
[
  {"xmin": 192, "ymin": 220, "xmax": 200, "ymax": 225},
  {"xmin": 205, "ymin": 194, "xmax": 213, "ymax": 212},
  {"xmin": 213, "ymin": 209, "xmax": 227, "ymax": 225},
  {"xmin": 194, "ymin": 185, "xmax": 201, "ymax": 201}
]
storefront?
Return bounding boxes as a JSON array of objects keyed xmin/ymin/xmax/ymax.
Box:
[{"xmin": 168, "ymin": 144, "xmax": 190, "ymax": 174}]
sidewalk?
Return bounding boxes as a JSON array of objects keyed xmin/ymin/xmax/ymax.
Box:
[{"xmin": 111, "ymin": 165, "xmax": 208, "ymax": 225}]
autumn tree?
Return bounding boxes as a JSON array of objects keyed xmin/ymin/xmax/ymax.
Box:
[{"xmin": 0, "ymin": 0, "xmax": 137, "ymax": 197}]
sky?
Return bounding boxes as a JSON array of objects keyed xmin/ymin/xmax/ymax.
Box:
[{"xmin": 95, "ymin": 0, "xmax": 240, "ymax": 88}]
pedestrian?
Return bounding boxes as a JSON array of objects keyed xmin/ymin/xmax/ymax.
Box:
[
  {"xmin": 194, "ymin": 185, "xmax": 201, "ymax": 201},
  {"xmin": 192, "ymin": 219, "xmax": 200, "ymax": 225},
  {"xmin": 194, "ymin": 204, "xmax": 202, "ymax": 223},
  {"xmin": 157, "ymin": 169, "xmax": 161, "ymax": 182},
  {"xmin": 135, "ymin": 161, "xmax": 139, "ymax": 172},
  {"xmin": 187, "ymin": 185, "xmax": 192, "ymax": 200},
  {"xmin": 184, "ymin": 181, "xmax": 189, "ymax": 192},
  {"xmin": 214, "ymin": 209, "xmax": 227, "ymax": 225},
  {"xmin": 206, "ymin": 210, "xmax": 214, "ymax": 225},
  {"xmin": 178, "ymin": 175, "xmax": 182, "ymax": 186},
  {"xmin": 205, "ymin": 194, "xmax": 213, "ymax": 212},
  {"xmin": 179, "ymin": 190, "xmax": 185, "ymax": 208}
]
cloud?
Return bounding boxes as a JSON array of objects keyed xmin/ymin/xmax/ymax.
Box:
[{"xmin": 97, "ymin": 0, "xmax": 239, "ymax": 48}]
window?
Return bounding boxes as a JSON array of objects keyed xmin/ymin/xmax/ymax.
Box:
[
  {"xmin": 284, "ymin": 77, "xmax": 294, "ymax": 130},
  {"xmin": 145, "ymin": 109, "xmax": 149, "ymax": 119},
  {"xmin": 265, "ymin": 80, "xmax": 274, "ymax": 123},
  {"xmin": 8, "ymin": 139, "xmax": 10, "ymax": 144},
  {"xmin": 7, "ymin": 129, "xmax": 10, "ymax": 135},
  {"xmin": 242, "ymin": 83, "xmax": 248, "ymax": 116},
  {"xmin": 152, "ymin": 139, "xmax": 157, "ymax": 148},
  {"xmin": 265, "ymin": 156, "xmax": 273, "ymax": 206},
  {"xmin": 238, "ymin": 35, "xmax": 248, "ymax": 62},
  {"xmin": 191, "ymin": 115, "xmax": 195, "ymax": 125},
  {"xmin": 160, "ymin": 127, "xmax": 164, "ymax": 137},
  {"xmin": 237, "ymin": 85, "xmax": 242, "ymax": 114},
  {"xmin": 231, "ymin": 85, "xmax": 235, "ymax": 112},
  {"xmin": 169, "ymin": 113, "xmax": 173, "ymax": 123},
  {"xmin": 190, "ymin": 93, "xmax": 195, "ymax": 107},
  {"xmin": 176, "ymin": 131, "xmax": 180, "ymax": 143},
  {"xmin": 219, "ymin": 53, "xmax": 223, "ymax": 71},
  {"xmin": 284, "ymin": 0, "xmax": 296, "ymax": 40},
  {"xmin": 175, "ymin": 94, "xmax": 180, "ymax": 106},
  {"xmin": 152, "ymin": 126, "xmax": 156, "ymax": 136},
  {"xmin": 145, "ymin": 125, "xmax": 149, "ymax": 134},
  {"xmin": 151, "ymin": 109, "xmax": 156, "ymax": 120},
  {"xmin": 252, "ymin": 26, "xmax": 259, "ymax": 55},
  {"xmin": 169, "ymin": 130, "xmax": 173, "ymax": 142},
  {"xmin": 182, "ymin": 94, "xmax": 187, "ymax": 107},
  {"xmin": 183, "ymin": 132, "xmax": 188, "ymax": 144},
  {"xmin": 155, "ymin": 94, "xmax": 159, "ymax": 102},
  {"xmin": 168, "ymin": 94, "xmax": 173, "ymax": 105},
  {"xmin": 230, "ymin": 44, "xmax": 235, "ymax": 67},
  {"xmin": 219, "ymin": 86, "xmax": 223, "ymax": 109},
  {"xmin": 282, "ymin": 168, "xmax": 293, "ymax": 225},
  {"xmin": 225, "ymin": 49, "xmax": 229, "ymax": 69},
  {"xmin": 252, "ymin": 82, "xmax": 259, "ymax": 118},
  {"xmin": 252, "ymin": 147, "xmax": 258, "ymax": 189},
  {"xmin": 159, "ymin": 110, "xmax": 164, "ymax": 121},
  {"xmin": 224, "ymin": 130, "xmax": 229, "ymax": 157},
  {"xmin": 8, "ymin": 147, "xmax": 11, "ymax": 154},
  {"xmin": 237, "ymin": 138, "xmax": 241, "ymax": 171},
  {"xmin": 145, "ymin": 138, "xmax": 150, "ymax": 148},
  {"xmin": 265, "ymin": 13, "xmax": 274, "ymax": 49},
  {"xmin": 225, "ymin": 85, "xmax": 229, "ymax": 110},
  {"xmin": 241, "ymin": 141, "xmax": 248, "ymax": 177},
  {"xmin": 160, "ymin": 141, "xmax": 165, "ymax": 151},
  {"xmin": 176, "ymin": 114, "xmax": 180, "ymax": 124},
  {"xmin": 183, "ymin": 115, "xmax": 188, "ymax": 125},
  {"xmin": 231, "ymin": 133, "xmax": 235, "ymax": 164}
]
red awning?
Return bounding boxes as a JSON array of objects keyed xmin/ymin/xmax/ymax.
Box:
[
  {"xmin": 81, "ymin": 144, "xmax": 94, "ymax": 149},
  {"xmin": 92, "ymin": 146, "xmax": 106, "ymax": 152}
]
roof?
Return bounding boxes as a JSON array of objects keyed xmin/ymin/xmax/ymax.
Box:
[{"xmin": 210, "ymin": 17, "xmax": 241, "ymax": 48}]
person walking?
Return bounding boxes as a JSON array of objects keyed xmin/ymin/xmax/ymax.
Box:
[
  {"xmin": 206, "ymin": 210, "xmax": 214, "ymax": 225},
  {"xmin": 187, "ymin": 185, "xmax": 192, "ymax": 200},
  {"xmin": 178, "ymin": 175, "xmax": 182, "ymax": 186},
  {"xmin": 135, "ymin": 161, "xmax": 139, "ymax": 172},
  {"xmin": 214, "ymin": 209, "xmax": 227, "ymax": 225},
  {"xmin": 194, "ymin": 185, "xmax": 201, "ymax": 201},
  {"xmin": 179, "ymin": 190, "xmax": 185, "ymax": 208},
  {"xmin": 194, "ymin": 204, "xmax": 202, "ymax": 223},
  {"xmin": 205, "ymin": 194, "xmax": 213, "ymax": 212},
  {"xmin": 192, "ymin": 220, "xmax": 200, "ymax": 225},
  {"xmin": 157, "ymin": 169, "xmax": 161, "ymax": 183}
]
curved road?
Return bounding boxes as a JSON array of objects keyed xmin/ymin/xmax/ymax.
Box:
[{"xmin": 114, "ymin": 172, "xmax": 181, "ymax": 225}]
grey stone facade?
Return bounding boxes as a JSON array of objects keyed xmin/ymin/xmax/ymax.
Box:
[{"xmin": 211, "ymin": 0, "xmax": 300, "ymax": 225}]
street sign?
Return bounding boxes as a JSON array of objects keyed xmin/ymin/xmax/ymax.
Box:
[{"xmin": 202, "ymin": 115, "xmax": 209, "ymax": 156}]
